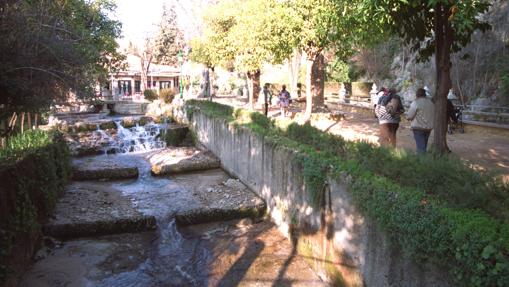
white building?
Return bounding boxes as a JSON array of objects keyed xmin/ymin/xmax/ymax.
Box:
[{"xmin": 102, "ymin": 54, "xmax": 180, "ymax": 102}]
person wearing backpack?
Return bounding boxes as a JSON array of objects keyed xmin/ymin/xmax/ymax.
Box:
[
  {"xmin": 406, "ymin": 88, "xmax": 435, "ymax": 153},
  {"xmin": 375, "ymin": 88, "xmax": 404, "ymax": 147}
]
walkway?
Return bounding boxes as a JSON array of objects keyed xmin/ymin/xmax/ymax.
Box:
[{"xmin": 213, "ymin": 95, "xmax": 509, "ymax": 182}]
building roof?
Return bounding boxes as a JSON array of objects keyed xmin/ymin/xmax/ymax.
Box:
[{"xmin": 114, "ymin": 54, "xmax": 180, "ymax": 77}]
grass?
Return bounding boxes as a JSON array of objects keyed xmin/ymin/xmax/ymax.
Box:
[
  {"xmin": 185, "ymin": 99, "xmax": 509, "ymax": 286},
  {"xmin": 0, "ymin": 130, "xmax": 53, "ymax": 161}
]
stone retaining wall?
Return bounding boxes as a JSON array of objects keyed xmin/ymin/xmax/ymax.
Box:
[{"xmin": 182, "ymin": 107, "xmax": 451, "ymax": 286}]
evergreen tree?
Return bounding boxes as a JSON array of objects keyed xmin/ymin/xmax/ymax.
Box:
[{"xmin": 153, "ymin": 4, "xmax": 185, "ymax": 66}]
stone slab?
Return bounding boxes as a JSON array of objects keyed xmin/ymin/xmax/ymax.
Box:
[
  {"xmin": 19, "ymin": 232, "xmax": 155, "ymax": 287},
  {"xmin": 170, "ymin": 172, "xmax": 266, "ymax": 226},
  {"xmin": 72, "ymin": 156, "xmax": 139, "ymax": 181},
  {"xmin": 44, "ymin": 182, "xmax": 155, "ymax": 239},
  {"xmin": 149, "ymin": 147, "xmax": 220, "ymax": 175}
]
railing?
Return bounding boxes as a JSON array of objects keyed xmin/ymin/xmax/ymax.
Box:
[{"xmin": 461, "ymin": 105, "xmax": 509, "ymax": 124}]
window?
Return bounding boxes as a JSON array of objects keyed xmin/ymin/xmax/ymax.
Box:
[
  {"xmin": 160, "ymin": 81, "xmax": 172, "ymax": 90},
  {"xmin": 135, "ymin": 81, "xmax": 141, "ymax": 93},
  {"xmin": 117, "ymin": 80, "xmax": 132, "ymax": 95},
  {"xmin": 147, "ymin": 81, "xmax": 156, "ymax": 88}
]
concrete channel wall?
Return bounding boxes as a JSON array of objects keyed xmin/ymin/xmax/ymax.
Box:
[{"xmin": 183, "ymin": 108, "xmax": 451, "ymax": 286}]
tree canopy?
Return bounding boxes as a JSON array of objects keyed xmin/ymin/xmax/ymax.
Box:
[
  {"xmin": 0, "ymin": 0, "xmax": 122, "ymax": 120},
  {"xmin": 153, "ymin": 4, "xmax": 185, "ymax": 66},
  {"xmin": 361, "ymin": 0, "xmax": 491, "ymax": 60},
  {"xmin": 190, "ymin": 0, "xmax": 299, "ymax": 71}
]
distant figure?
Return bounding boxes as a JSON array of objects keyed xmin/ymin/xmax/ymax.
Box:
[
  {"xmin": 261, "ymin": 83, "xmax": 272, "ymax": 116},
  {"xmin": 407, "ymin": 88, "xmax": 435, "ymax": 153},
  {"xmin": 447, "ymin": 88, "xmax": 458, "ymax": 100},
  {"xmin": 447, "ymin": 98, "xmax": 458, "ymax": 123},
  {"xmin": 278, "ymin": 85, "xmax": 291, "ymax": 117},
  {"xmin": 375, "ymin": 88, "xmax": 404, "ymax": 147},
  {"xmin": 424, "ymin": 86, "xmax": 432, "ymax": 99}
]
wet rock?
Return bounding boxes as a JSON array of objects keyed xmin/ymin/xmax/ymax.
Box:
[
  {"xmin": 171, "ymin": 171, "xmax": 266, "ymax": 226},
  {"xmin": 161, "ymin": 125, "xmax": 190, "ymax": 147},
  {"xmin": 150, "ymin": 147, "xmax": 220, "ymax": 175},
  {"xmin": 44, "ymin": 182, "xmax": 156, "ymax": 239},
  {"xmin": 175, "ymin": 205, "xmax": 265, "ymax": 226},
  {"xmin": 74, "ymin": 146, "xmax": 103, "ymax": 157},
  {"xmin": 121, "ymin": 117, "xmax": 136, "ymax": 128},
  {"xmin": 106, "ymin": 148, "xmax": 117, "ymax": 155},
  {"xmin": 222, "ymin": 178, "xmax": 245, "ymax": 190},
  {"xmin": 138, "ymin": 116, "xmax": 154, "ymax": 126},
  {"xmin": 99, "ymin": 121, "xmax": 116, "ymax": 130},
  {"xmin": 44, "ymin": 216, "xmax": 156, "ymax": 240},
  {"xmin": 72, "ymin": 166, "xmax": 138, "ymax": 181},
  {"xmin": 72, "ymin": 157, "xmax": 139, "ymax": 181}
]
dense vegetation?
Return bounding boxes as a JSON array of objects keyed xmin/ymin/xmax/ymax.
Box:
[
  {"xmin": 0, "ymin": 130, "xmax": 70, "ymax": 284},
  {"xmin": 190, "ymin": 0, "xmax": 494, "ymax": 153},
  {"xmin": 0, "ymin": 0, "xmax": 122, "ymax": 133},
  {"xmin": 186, "ymin": 100, "xmax": 509, "ymax": 286}
]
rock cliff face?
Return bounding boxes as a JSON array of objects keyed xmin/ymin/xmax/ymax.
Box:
[{"xmin": 358, "ymin": 0, "xmax": 509, "ymax": 106}]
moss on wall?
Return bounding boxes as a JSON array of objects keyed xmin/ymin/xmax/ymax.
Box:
[{"xmin": 0, "ymin": 131, "xmax": 70, "ymax": 286}]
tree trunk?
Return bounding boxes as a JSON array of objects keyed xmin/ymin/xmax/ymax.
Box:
[
  {"xmin": 247, "ymin": 70, "xmax": 261, "ymax": 110},
  {"xmin": 27, "ymin": 112, "xmax": 32, "ymax": 130},
  {"xmin": 34, "ymin": 113, "xmax": 39, "ymax": 129},
  {"xmin": 20, "ymin": 112, "xmax": 25, "ymax": 134},
  {"xmin": 433, "ymin": 3, "xmax": 453, "ymax": 153},
  {"xmin": 140, "ymin": 52, "xmax": 152, "ymax": 93},
  {"xmin": 289, "ymin": 50, "xmax": 301, "ymax": 98},
  {"xmin": 9, "ymin": 112, "xmax": 17, "ymax": 132},
  {"xmin": 311, "ymin": 53, "xmax": 325, "ymax": 107},
  {"xmin": 210, "ymin": 67, "xmax": 216, "ymax": 98},
  {"xmin": 304, "ymin": 53, "xmax": 317, "ymax": 121}
]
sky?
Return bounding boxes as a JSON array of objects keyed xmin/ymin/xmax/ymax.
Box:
[{"xmin": 114, "ymin": 0, "xmax": 208, "ymax": 48}]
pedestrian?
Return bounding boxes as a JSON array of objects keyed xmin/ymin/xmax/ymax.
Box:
[
  {"xmin": 278, "ymin": 84, "xmax": 291, "ymax": 117},
  {"xmin": 406, "ymin": 88, "xmax": 435, "ymax": 153},
  {"xmin": 372, "ymin": 87, "xmax": 388, "ymax": 118},
  {"xmin": 375, "ymin": 88, "xmax": 404, "ymax": 147},
  {"xmin": 261, "ymin": 83, "xmax": 272, "ymax": 116}
]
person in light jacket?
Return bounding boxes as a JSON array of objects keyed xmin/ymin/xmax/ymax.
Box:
[{"xmin": 406, "ymin": 88, "xmax": 435, "ymax": 153}]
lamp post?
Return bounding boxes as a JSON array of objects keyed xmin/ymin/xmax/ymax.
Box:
[{"xmin": 177, "ymin": 50, "xmax": 183, "ymax": 99}]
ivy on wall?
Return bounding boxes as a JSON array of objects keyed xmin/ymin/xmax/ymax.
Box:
[
  {"xmin": 0, "ymin": 131, "xmax": 70, "ymax": 284},
  {"xmin": 185, "ymin": 100, "xmax": 509, "ymax": 286}
]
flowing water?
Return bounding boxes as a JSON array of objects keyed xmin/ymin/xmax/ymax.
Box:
[
  {"xmin": 20, "ymin": 117, "xmax": 326, "ymax": 287},
  {"xmin": 89, "ymin": 121, "xmax": 167, "ymax": 155},
  {"xmin": 93, "ymin": 150, "xmax": 212, "ymax": 286}
]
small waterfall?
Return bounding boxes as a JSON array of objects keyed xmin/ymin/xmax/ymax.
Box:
[
  {"xmin": 114, "ymin": 121, "xmax": 166, "ymax": 153},
  {"xmin": 90, "ymin": 121, "xmax": 166, "ymax": 154},
  {"xmin": 90, "ymin": 124, "xmax": 114, "ymax": 154}
]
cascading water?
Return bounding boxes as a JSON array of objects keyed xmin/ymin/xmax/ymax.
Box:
[
  {"xmin": 114, "ymin": 121, "xmax": 166, "ymax": 153},
  {"xmin": 91, "ymin": 121, "xmax": 166, "ymax": 154}
]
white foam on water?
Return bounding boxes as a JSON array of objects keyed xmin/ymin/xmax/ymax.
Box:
[{"xmin": 91, "ymin": 121, "xmax": 166, "ymax": 154}]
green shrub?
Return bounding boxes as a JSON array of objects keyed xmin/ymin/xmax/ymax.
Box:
[
  {"xmin": 144, "ymin": 89, "xmax": 157, "ymax": 101},
  {"xmin": 160, "ymin": 88, "xmax": 177, "ymax": 104},
  {"xmin": 184, "ymin": 100, "xmax": 509, "ymax": 286},
  {"xmin": 0, "ymin": 129, "xmax": 52, "ymax": 161},
  {"xmin": 0, "ymin": 130, "xmax": 70, "ymax": 284}
]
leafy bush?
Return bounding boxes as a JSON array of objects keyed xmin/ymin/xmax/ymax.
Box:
[
  {"xmin": 144, "ymin": 89, "xmax": 158, "ymax": 101},
  {"xmin": 160, "ymin": 88, "xmax": 178, "ymax": 104},
  {"xmin": 0, "ymin": 130, "xmax": 52, "ymax": 160},
  {"xmin": 185, "ymin": 100, "xmax": 509, "ymax": 286},
  {"xmin": 0, "ymin": 130, "xmax": 70, "ymax": 284}
]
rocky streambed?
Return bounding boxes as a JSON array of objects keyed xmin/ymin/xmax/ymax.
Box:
[{"xmin": 19, "ymin": 114, "xmax": 326, "ymax": 287}]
